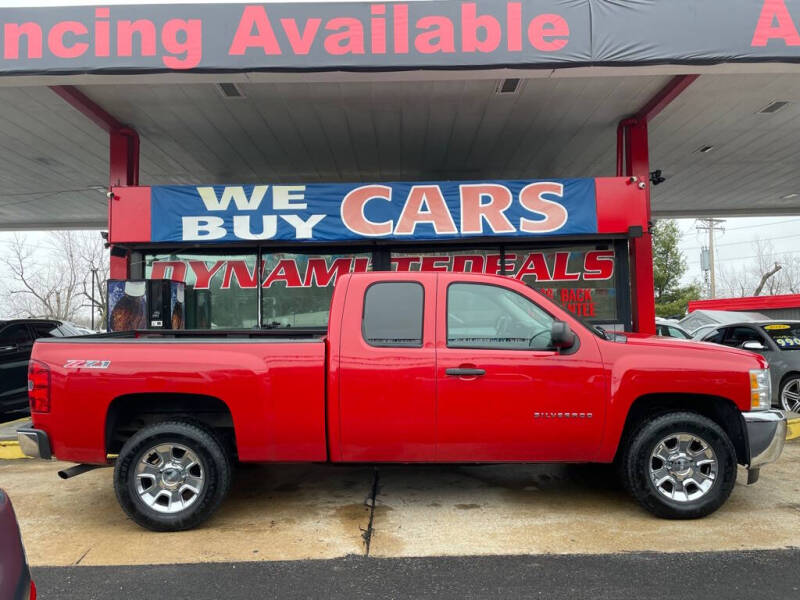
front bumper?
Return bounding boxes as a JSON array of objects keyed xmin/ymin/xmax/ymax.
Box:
[
  {"xmin": 17, "ymin": 428, "xmax": 51, "ymax": 460},
  {"xmin": 743, "ymin": 410, "xmax": 786, "ymax": 481}
]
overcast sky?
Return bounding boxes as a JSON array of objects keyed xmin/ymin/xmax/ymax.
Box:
[{"xmin": 3, "ymin": 215, "xmax": 799, "ymax": 297}]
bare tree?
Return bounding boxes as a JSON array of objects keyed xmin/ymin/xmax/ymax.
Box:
[
  {"xmin": 715, "ymin": 237, "xmax": 797, "ymax": 298},
  {"xmin": 0, "ymin": 231, "xmax": 108, "ymax": 327}
]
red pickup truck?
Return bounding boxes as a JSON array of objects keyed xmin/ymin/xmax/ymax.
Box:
[{"xmin": 19, "ymin": 272, "xmax": 786, "ymax": 531}]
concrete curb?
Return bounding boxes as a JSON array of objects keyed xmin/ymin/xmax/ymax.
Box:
[{"xmin": 0, "ymin": 440, "xmax": 28, "ymax": 460}]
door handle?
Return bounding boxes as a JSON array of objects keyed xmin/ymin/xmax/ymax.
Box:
[{"xmin": 445, "ymin": 368, "xmax": 486, "ymax": 377}]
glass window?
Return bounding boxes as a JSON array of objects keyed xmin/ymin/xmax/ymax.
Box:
[
  {"xmin": 761, "ymin": 324, "xmax": 800, "ymax": 351},
  {"xmin": 390, "ymin": 245, "xmax": 619, "ymax": 326},
  {"xmin": 362, "ymin": 282, "xmax": 423, "ymax": 347},
  {"xmin": 146, "ymin": 253, "xmax": 258, "ymax": 329},
  {"xmin": 30, "ymin": 323, "xmax": 59, "ymax": 339},
  {"xmin": 702, "ymin": 328, "xmax": 725, "ymax": 344},
  {"xmin": 508, "ymin": 246, "xmax": 617, "ymax": 324},
  {"xmin": 723, "ymin": 326, "xmax": 765, "ymax": 348},
  {"xmin": 447, "ymin": 283, "xmax": 555, "ymax": 350},
  {"xmin": 0, "ymin": 325, "xmax": 32, "ymax": 346},
  {"xmin": 262, "ymin": 253, "xmax": 371, "ymax": 328},
  {"xmin": 668, "ymin": 326, "xmax": 691, "ymax": 339}
]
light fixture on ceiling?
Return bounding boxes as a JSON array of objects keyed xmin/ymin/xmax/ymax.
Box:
[
  {"xmin": 696, "ymin": 145, "xmax": 714, "ymax": 153},
  {"xmin": 217, "ymin": 82, "xmax": 245, "ymax": 99},
  {"xmin": 495, "ymin": 78, "xmax": 521, "ymax": 95},
  {"xmin": 780, "ymin": 193, "xmax": 799, "ymax": 200},
  {"xmin": 757, "ymin": 100, "xmax": 791, "ymax": 114}
]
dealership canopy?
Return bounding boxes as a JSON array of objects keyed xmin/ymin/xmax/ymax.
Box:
[{"xmin": 1, "ymin": 0, "xmax": 800, "ymax": 231}]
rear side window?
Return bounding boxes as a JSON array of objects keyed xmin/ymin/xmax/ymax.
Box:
[
  {"xmin": 30, "ymin": 323, "xmax": 59, "ymax": 339},
  {"xmin": 0, "ymin": 324, "xmax": 32, "ymax": 346},
  {"xmin": 362, "ymin": 282, "xmax": 424, "ymax": 347}
]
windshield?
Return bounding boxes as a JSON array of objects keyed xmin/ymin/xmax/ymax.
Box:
[{"xmin": 762, "ymin": 324, "xmax": 800, "ymax": 350}]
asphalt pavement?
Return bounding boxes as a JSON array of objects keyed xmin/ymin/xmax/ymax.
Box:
[{"xmin": 32, "ymin": 549, "xmax": 800, "ymax": 600}]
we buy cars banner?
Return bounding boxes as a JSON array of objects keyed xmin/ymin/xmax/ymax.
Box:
[
  {"xmin": 109, "ymin": 177, "xmax": 646, "ymax": 244},
  {"xmin": 1, "ymin": 1, "xmax": 800, "ymax": 74},
  {"xmin": 149, "ymin": 179, "xmax": 598, "ymax": 243}
]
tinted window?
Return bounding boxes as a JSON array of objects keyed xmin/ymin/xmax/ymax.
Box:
[
  {"xmin": 362, "ymin": 282, "xmax": 423, "ymax": 347},
  {"xmin": 447, "ymin": 283, "xmax": 555, "ymax": 350},
  {"xmin": 702, "ymin": 328, "xmax": 725, "ymax": 344},
  {"xmin": 0, "ymin": 325, "xmax": 32, "ymax": 346},
  {"xmin": 30, "ymin": 323, "xmax": 59, "ymax": 339},
  {"xmin": 762, "ymin": 323, "xmax": 800, "ymax": 351},
  {"xmin": 723, "ymin": 326, "xmax": 765, "ymax": 347}
]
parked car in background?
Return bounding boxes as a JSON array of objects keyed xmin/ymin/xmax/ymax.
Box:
[
  {"xmin": 0, "ymin": 489, "xmax": 36, "ymax": 600},
  {"xmin": 655, "ymin": 318, "xmax": 692, "ymax": 339},
  {"xmin": 700, "ymin": 321, "xmax": 800, "ymax": 412},
  {"xmin": 0, "ymin": 319, "xmax": 83, "ymax": 416},
  {"xmin": 691, "ymin": 324, "xmax": 720, "ymax": 340}
]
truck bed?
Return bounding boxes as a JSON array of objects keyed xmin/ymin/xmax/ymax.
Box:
[{"xmin": 30, "ymin": 333, "xmax": 328, "ymax": 464}]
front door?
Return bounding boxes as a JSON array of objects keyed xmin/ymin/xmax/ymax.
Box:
[
  {"xmin": 0, "ymin": 324, "xmax": 34, "ymax": 409},
  {"xmin": 336, "ymin": 274, "xmax": 437, "ymax": 461},
  {"xmin": 435, "ymin": 278, "xmax": 606, "ymax": 462}
]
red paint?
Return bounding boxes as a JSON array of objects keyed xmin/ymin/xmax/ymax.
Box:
[
  {"xmin": 48, "ymin": 21, "xmax": 89, "ymax": 59},
  {"xmin": 527, "ymin": 14, "xmax": 569, "ymax": 52},
  {"xmin": 461, "ymin": 3, "xmax": 502, "ymax": 53},
  {"xmin": 752, "ymin": 0, "xmax": 800, "ymax": 46},
  {"xmin": 689, "ymin": 294, "xmax": 800, "ymax": 312},
  {"xmin": 108, "ymin": 186, "xmax": 150, "ymax": 244},
  {"xmin": 615, "ymin": 75, "xmax": 699, "ymax": 333},
  {"xmin": 594, "ymin": 177, "xmax": 648, "ymax": 234},
  {"xmin": 281, "ymin": 18, "xmax": 322, "ymax": 55},
  {"xmin": 30, "ymin": 272, "xmax": 764, "ymax": 467}
]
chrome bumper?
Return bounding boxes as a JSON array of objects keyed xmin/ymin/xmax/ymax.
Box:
[
  {"xmin": 743, "ymin": 410, "xmax": 786, "ymax": 483},
  {"xmin": 17, "ymin": 428, "xmax": 51, "ymax": 460}
]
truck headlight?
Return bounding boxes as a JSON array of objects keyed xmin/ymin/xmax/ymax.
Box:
[{"xmin": 749, "ymin": 369, "xmax": 771, "ymax": 411}]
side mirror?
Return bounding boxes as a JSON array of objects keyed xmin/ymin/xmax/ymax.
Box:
[
  {"xmin": 551, "ymin": 321, "xmax": 574, "ymax": 349},
  {"xmin": 742, "ymin": 341, "xmax": 766, "ymax": 351}
]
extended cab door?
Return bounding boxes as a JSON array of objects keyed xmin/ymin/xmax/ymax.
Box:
[
  {"xmin": 435, "ymin": 275, "xmax": 606, "ymax": 462},
  {"xmin": 334, "ymin": 273, "xmax": 437, "ymax": 461}
]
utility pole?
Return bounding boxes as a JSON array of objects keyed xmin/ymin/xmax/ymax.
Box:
[
  {"xmin": 696, "ymin": 218, "xmax": 726, "ymax": 298},
  {"xmin": 90, "ymin": 268, "xmax": 99, "ymax": 330}
]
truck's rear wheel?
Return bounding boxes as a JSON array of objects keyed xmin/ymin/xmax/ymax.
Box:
[
  {"xmin": 620, "ymin": 412, "xmax": 737, "ymax": 519},
  {"xmin": 114, "ymin": 421, "xmax": 232, "ymax": 532}
]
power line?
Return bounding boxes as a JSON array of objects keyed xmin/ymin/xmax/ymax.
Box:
[{"xmin": 678, "ymin": 217, "xmax": 800, "ymax": 237}]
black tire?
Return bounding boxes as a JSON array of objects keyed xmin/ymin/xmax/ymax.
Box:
[
  {"xmin": 620, "ymin": 411, "xmax": 737, "ymax": 519},
  {"xmin": 114, "ymin": 420, "xmax": 232, "ymax": 532},
  {"xmin": 778, "ymin": 374, "xmax": 800, "ymax": 413}
]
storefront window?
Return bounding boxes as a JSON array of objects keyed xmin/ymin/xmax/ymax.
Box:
[
  {"xmin": 507, "ymin": 246, "xmax": 617, "ymax": 323},
  {"xmin": 390, "ymin": 245, "xmax": 618, "ymax": 324},
  {"xmin": 261, "ymin": 253, "xmax": 372, "ymax": 328},
  {"xmin": 145, "ymin": 253, "xmax": 258, "ymax": 329}
]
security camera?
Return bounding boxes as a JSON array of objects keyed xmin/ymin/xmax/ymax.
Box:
[{"xmin": 649, "ymin": 170, "xmax": 666, "ymax": 186}]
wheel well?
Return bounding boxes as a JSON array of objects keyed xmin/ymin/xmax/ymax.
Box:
[
  {"xmin": 779, "ymin": 371, "xmax": 800, "ymax": 387},
  {"xmin": 105, "ymin": 393, "xmax": 236, "ymax": 457},
  {"xmin": 615, "ymin": 394, "xmax": 748, "ymax": 466}
]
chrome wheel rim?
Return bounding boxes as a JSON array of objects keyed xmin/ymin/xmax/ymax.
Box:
[
  {"xmin": 134, "ymin": 443, "xmax": 205, "ymax": 514},
  {"xmin": 780, "ymin": 379, "xmax": 800, "ymax": 413},
  {"xmin": 649, "ymin": 433, "xmax": 718, "ymax": 503}
]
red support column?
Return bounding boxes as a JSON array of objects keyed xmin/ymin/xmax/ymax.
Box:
[
  {"xmin": 617, "ymin": 75, "xmax": 698, "ymax": 334},
  {"xmin": 626, "ymin": 120, "xmax": 656, "ymax": 335},
  {"xmin": 51, "ymin": 85, "xmax": 139, "ymax": 279}
]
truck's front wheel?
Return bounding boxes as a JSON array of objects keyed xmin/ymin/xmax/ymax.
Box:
[
  {"xmin": 621, "ymin": 412, "xmax": 737, "ymax": 519},
  {"xmin": 114, "ymin": 421, "xmax": 232, "ymax": 531}
]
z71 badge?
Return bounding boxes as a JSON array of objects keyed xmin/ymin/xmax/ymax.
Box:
[{"xmin": 63, "ymin": 360, "xmax": 111, "ymax": 369}]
